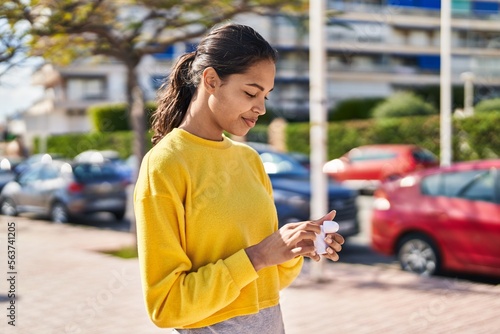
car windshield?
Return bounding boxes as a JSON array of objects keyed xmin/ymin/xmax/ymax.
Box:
[
  {"xmin": 412, "ymin": 148, "xmax": 438, "ymax": 163},
  {"xmin": 259, "ymin": 151, "xmax": 309, "ymax": 175},
  {"xmin": 73, "ymin": 163, "xmax": 123, "ymax": 182},
  {"xmin": 349, "ymin": 148, "xmax": 397, "ymax": 162}
]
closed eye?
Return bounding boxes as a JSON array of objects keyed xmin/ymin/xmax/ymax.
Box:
[{"xmin": 246, "ymin": 92, "xmax": 269, "ymax": 100}]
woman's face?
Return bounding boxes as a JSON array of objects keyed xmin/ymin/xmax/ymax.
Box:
[{"xmin": 207, "ymin": 59, "xmax": 275, "ymax": 138}]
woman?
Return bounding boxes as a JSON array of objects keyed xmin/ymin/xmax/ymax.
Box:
[{"xmin": 134, "ymin": 22, "xmax": 344, "ymax": 333}]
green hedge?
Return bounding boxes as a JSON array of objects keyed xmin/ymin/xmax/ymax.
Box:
[
  {"xmin": 474, "ymin": 98, "xmax": 500, "ymax": 113},
  {"xmin": 286, "ymin": 112, "xmax": 500, "ymax": 161},
  {"xmin": 458, "ymin": 112, "xmax": 500, "ymax": 160},
  {"xmin": 328, "ymin": 97, "xmax": 385, "ymax": 121},
  {"xmin": 88, "ymin": 102, "xmax": 157, "ymax": 132},
  {"xmin": 33, "ymin": 131, "xmax": 152, "ymax": 159},
  {"xmin": 372, "ymin": 91, "xmax": 438, "ymax": 119},
  {"xmin": 35, "ymin": 113, "xmax": 500, "ymax": 163},
  {"xmin": 411, "ymin": 85, "xmax": 465, "ymax": 110}
]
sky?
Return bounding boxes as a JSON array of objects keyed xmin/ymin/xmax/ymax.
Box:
[{"xmin": 0, "ymin": 64, "xmax": 44, "ymax": 123}]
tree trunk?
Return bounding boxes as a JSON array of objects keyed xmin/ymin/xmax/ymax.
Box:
[
  {"xmin": 126, "ymin": 65, "xmax": 146, "ymax": 238},
  {"xmin": 126, "ymin": 65, "xmax": 146, "ymax": 180}
]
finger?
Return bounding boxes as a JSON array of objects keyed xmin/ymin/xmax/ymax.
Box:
[
  {"xmin": 325, "ymin": 236, "xmax": 343, "ymax": 252},
  {"xmin": 333, "ymin": 233, "xmax": 345, "ymax": 245},
  {"xmin": 291, "ymin": 244, "xmax": 317, "ymax": 257},
  {"xmin": 283, "ymin": 221, "xmax": 321, "ymax": 235},
  {"xmin": 325, "ymin": 233, "xmax": 345, "ymax": 245},
  {"xmin": 305, "ymin": 251, "xmax": 321, "ymax": 262},
  {"xmin": 324, "ymin": 249, "xmax": 340, "ymax": 261},
  {"xmin": 312, "ymin": 210, "xmax": 337, "ymax": 226}
]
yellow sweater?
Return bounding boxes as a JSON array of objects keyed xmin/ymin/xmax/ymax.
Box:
[{"xmin": 134, "ymin": 128, "xmax": 303, "ymax": 329}]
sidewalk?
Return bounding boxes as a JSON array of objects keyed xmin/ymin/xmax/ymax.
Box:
[{"xmin": 1, "ymin": 216, "xmax": 499, "ymax": 334}]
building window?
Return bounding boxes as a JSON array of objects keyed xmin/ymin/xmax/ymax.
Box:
[{"xmin": 66, "ymin": 77, "xmax": 106, "ymax": 101}]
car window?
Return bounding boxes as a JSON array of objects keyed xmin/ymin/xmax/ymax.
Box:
[
  {"xmin": 348, "ymin": 149, "xmax": 397, "ymax": 162},
  {"xmin": 422, "ymin": 168, "xmax": 497, "ymax": 203},
  {"xmin": 259, "ymin": 152, "xmax": 308, "ymax": 175},
  {"xmin": 412, "ymin": 149, "xmax": 438, "ymax": 163},
  {"xmin": 421, "ymin": 174, "xmax": 441, "ymax": 195},
  {"xmin": 72, "ymin": 163, "xmax": 122, "ymax": 182},
  {"xmin": 39, "ymin": 164, "xmax": 61, "ymax": 180},
  {"xmin": 18, "ymin": 165, "xmax": 43, "ymax": 185},
  {"xmin": 457, "ymin": 168, "xmax": 497, "ymax": 203},
  {"xmin": 442, "ymin": 171, "xmax": 482, "ymax": 197}
]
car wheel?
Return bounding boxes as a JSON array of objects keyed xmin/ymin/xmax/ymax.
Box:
[
  {"xmin": 50, "ymin": 202, "xmax": 70, "ymax": 224},
  {"xmin": 1, "ymin": 198, "xmax": 18, "ymax": 217},
  {"xmin": 397, "ymin": 234, "xmax": 440, "ymax": 276},
  {"xmin": 112, "ymin": 210, "xmax": 126, "ymax": 221}
]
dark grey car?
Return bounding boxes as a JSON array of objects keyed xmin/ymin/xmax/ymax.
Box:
[{"xmin": 0, "ymin": 160, "xmax": 127, "ymax": 223}]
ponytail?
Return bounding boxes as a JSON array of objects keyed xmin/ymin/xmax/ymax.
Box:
[
  {"xmin": 151, "ymin": 52, "xmax": 196, "ymax": 146},
  {"xmin": 151, "ymin": 23, "xmax": 277, "ymax": 146}
]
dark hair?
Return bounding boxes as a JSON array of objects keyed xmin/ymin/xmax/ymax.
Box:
[{"xmin": 151, "ymin": 23, "xmax": 277, "ymax": 145}]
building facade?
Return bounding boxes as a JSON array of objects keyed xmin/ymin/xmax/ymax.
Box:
[
  {"xmin": 262, "ymin": 0, "xmax": 500, "ymax": 119},
  {"xmin": 22, "ymin": 0, "xmax": 500, "ymax": 147}
]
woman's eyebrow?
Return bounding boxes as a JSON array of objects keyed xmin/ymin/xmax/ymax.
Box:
[{"xmin": 245, "ymin": 83, "xmax": 274, "ymax": 92}]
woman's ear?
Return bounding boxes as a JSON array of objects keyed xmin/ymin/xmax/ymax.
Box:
[{"xmin": 202, "ymin": 67, "xmax": 219, "ymax": 94}]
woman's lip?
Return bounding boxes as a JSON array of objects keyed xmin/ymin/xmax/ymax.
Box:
[{"xmin": 243, "ymin": 117, "xmax": 257, "ymax": 127}]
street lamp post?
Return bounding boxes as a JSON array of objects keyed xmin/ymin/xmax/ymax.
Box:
[
  {"xmin": 309, "ymin": 0, "xmax": 328, "ymax": 281},
  {"xmin": 460, "ymin": 71, "xmax": 475, "ymax": 117},
  {"xmin": 440, "ymin": 0, "xmax": 452, "ymax": 167}
]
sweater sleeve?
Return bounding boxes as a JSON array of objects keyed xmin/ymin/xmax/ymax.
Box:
[
  {"xmin": 134, "ymin": 156, "xmax": 259, "ymax": 329},
  {"xmin": 253, "ymin": 153, "xmax": 304, "ymax": 290}
]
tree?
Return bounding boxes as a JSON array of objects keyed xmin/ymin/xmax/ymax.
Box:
[
  {"xmin": 0, "ymin": 1, "xmax": 32, "ymax": 79},
  {"xmin": 372, "ymin": 91, "xmax": 438, "ymax": 119},
  {"xmin": 16, "ymin": 0, "xmax": 305, "ymax": 176}
]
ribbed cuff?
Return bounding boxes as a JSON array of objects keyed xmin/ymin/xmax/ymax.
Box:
[{"xmin": 224, "ymin": 249, "xmax": 259, "ymax": 289}]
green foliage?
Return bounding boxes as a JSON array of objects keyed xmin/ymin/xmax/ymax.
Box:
[
  {"xmin": 474, "ymin": 98, "xmax": 500, "ymax": 113},
  {"xmin": 26, "ymin": 0, "xmax": 304, "ymax": 67},
  {"xmin": 33, "ymin": 131, "xmax": 153, "ymax": 159},
  {"xmin": 89, "ymin": 103, "xmax": 130, "ymax": 132},
  {"xmin": 284, "ymin": 122, "xmax": 310, "ymax": 154},
  {"xmin": 457, "ymin": 112, "xmax": 500, "ymax": 160},
  {"xmin": 372, "ymin": 91, "xmax": 438, "ymax": 119},
  {"xmin": 285, "ymin": 113, "xmax": 500, "ymax": 162},
  {"xmin": 329, "ymin": 97, "xmax": 385, "ymax": 121},
  {"xmin": 411, "ymin": 85, "xmax": 465, "ymax": 110},
  {"xmin": 89, "ymin": 102, "xmax": 157, "ymax": 132},
  {"xmin": 372, "ymin": 116, "xmax": 441, "ymax": 154},
  {"xmin": 247, "ymin": 124, "xmax": 269, "ymax": 143},
  {"xmin": 325, "ymin": 120, "xmax": 378, "ymax": 158}
]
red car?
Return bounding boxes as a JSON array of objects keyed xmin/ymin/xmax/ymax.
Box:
[
  {"xmin": 323, "ymin": 144, "xmax": 438, "ymax": 192},
  {"xmin": 371, "ymin": 159, "xmax": 500, "ymax": 277}
]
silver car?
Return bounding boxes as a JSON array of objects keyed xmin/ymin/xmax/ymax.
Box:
[{"xmin": 0, "ymin": 159, "xmax": 127, "ymax": 223}]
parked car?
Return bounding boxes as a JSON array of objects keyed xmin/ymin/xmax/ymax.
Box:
[
  {"xmin": 0, "ymin": 159, "xmax": 128, "ymax": 223},
  {"xmin": 0, "ymin": 157, "xmax": 20, "ymax": 192},
  {"xmin": 323, "ymin": 144, "xmax": 439, "ymax": 193},
  {"xmin": 75, "ymin": 150, "xmax": 133, "ymax": 184},
  {"xmin": 248, "ymin": 143, "xmax": 359, "ymax": 238},
  {"xmin": 13, "ymin": 153, "xmax": 63, "ymax": 175},
  {"xmin": 371, "ymin": 159, "xmax": 500, "ymax": 278}
]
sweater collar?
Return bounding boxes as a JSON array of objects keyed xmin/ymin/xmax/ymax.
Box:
[{"xmin": 173, "ymin": 128, "xmax": 233, "ymax": 149}]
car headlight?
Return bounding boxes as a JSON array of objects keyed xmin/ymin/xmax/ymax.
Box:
[{"xmin": 373, "ymin": 197, "xmax": 391, "ymax": 210}]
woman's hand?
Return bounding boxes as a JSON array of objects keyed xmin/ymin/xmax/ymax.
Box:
[
  {"xmin": 301, "ymin": 210, "xmax": 345, "ymax": 263},
  {"xmin": 245, "ymin": 210, "xmax": 345, "ymax": 271}
]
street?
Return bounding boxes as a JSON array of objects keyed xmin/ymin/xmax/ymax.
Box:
[
  {"xmin": 1, "ymin": 194, "xmax": 500, "ymax": 333},
  {"xmin": 32, "ymin": 192, "xmax": 500, "ymax": 285}
]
